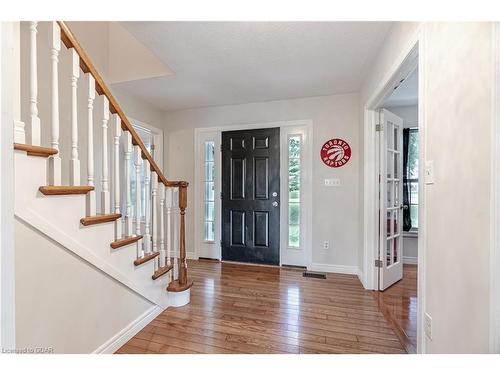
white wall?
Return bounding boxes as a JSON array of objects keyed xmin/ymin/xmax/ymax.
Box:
[
  {"xmin": 15, "ymin": 219, "xmax": 153, "ymax": 353},
  {"xmin": 164, "ymin": 93, "xmax": 361, "ymax": 270},
  {"xmin": 360, "ymin": 22, "xmax": 492, "ymax": 353}
]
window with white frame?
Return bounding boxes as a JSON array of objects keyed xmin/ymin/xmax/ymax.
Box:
[
  {"xmin": 288, "ymin": 135, "xmax": 301, "ymax": 247},
  {"xmin": 204, "ymin": 141, "xmax": 216, "ymax": 242}
]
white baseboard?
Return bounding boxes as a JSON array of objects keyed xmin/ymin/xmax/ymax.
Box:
[
  {"xmin": 186, "ymin": 252, "xmax": 196, "ymax": 260},
  {"xmin": 309, "ymin": 263, "xmax": 359, "ymax": 275},
  {"xmin": 403, "ymin": 256, "xmax": 418, "ymax": 265},
  {"xmin": 93, "ymin": 305, "xmax": 163, "ymax": 354}
]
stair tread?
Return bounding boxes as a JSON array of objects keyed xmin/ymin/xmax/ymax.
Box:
[
  {"xmin": 110, "ymin": 235, "xmax": 143, "ymax": 249},
  {"xmin": 152, "ymin": 264, "xmax": 173, "ymax": 280},
  {"xmin": 167, "ymin": 280, "xmax": 193, "ymax": 293},
  {"xmin": 134, "ymin": 252, "xmax": 159, "ymax": 266},
  {"xmin": 14, "ymin": 143, "xmax": 58, "ymax": 157},
  {"xmin": 80, "ymin": 213, "xmax": 121, "ymax": 226},
  {"xmin": 39, "ymin": 186, "xmax": 94, "ymax": 195}
]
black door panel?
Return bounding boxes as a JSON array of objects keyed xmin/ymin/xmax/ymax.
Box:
[{"xmin": 222, "ymin": 128, "xmax": 280, "ymax": 265}]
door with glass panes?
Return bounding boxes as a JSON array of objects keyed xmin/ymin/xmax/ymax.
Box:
[{"xmin": 378, "ymin": 109, "xmax": 404, "ymax": 290}]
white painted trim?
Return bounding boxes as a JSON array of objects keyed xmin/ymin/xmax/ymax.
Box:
[
  {"xmin": 403, "ymin": 256, "xmax": 418, "ymax": 265},
  {"xmin": 280, "ymin": 124, "xmax": 313, "ymax": 268},
  {"xmin": 490, "ymin": 21, "xmax": 500, "ymax": 354},
  {"xmin": 14, "ymin": 210, "xmax": 163, "ymax": 308},
  {"xmin": 362, "ymin": 25, "xmax": 426, "ymax": 353},
  {"xmin": 309, "ymin": 263, "xmax": 359, "ymax": 276},
  {"xmin": 93, "ymin": 305, "xmax": 163, "ymax": 354},
  {"xmin": 0, "ymin": 21, "xmax": 17, "ymax": 351},
  {"xmin": 193, "ymin": 120, "xmax": 313, "ymax": 268},
  {"xmin": 194, "ymin": 129, "xmax": 221, "ymax": 260}
]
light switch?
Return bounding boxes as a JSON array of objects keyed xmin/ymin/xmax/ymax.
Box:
[
  {"xmin": 324, "ymin": 178, "xmax": 340, "ymax": 187},
  {"xmin": 425, "ymin": 160, "xmax": 434, "ymax": 185}
]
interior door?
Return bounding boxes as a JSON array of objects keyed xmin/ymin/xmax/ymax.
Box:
[
  {"xmin": 379, "ymin": 109, "xmax": 404, "ymax": 290},
  {"xmin": 221, "ymin": 128, "xmax": 280, "ymax": 265}
]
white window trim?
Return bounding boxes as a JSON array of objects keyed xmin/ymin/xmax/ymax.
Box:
[{"xmin": 193, "ymin": 120, "xmax": 312, "ymax": 268}]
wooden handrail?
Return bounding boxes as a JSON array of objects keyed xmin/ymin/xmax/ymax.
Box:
[{"xmin": 57, "ymin": 21, "xmax": 186, "ymax": 189}]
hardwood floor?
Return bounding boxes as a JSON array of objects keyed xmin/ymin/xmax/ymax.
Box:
[
  {"xmin": 373, "ymin": 264, "xmax": 417, "ymax": 353},
  {"xmin": 116, "ymin": 260, "xmax": 408, "ymax": 354}
]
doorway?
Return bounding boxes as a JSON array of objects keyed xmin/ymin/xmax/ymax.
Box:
[
  {"xmin": 221, "ymin": 127, "xmax": 281, "ymax": 265},
  {"xmin": 363, "ymin": 42, "xmax": 421, "ymax": 353},
  {"xmin": 194, "ymin": 120, "xmax": 312, "ymax": 268}
]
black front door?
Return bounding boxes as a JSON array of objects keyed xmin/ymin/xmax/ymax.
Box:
[{"xmin": 221, "ymin": 127, "xmax": 280, "ymax": 265}]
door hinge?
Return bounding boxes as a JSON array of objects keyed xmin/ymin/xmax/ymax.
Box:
[
  {"xmin": 376, "ymin": 124, "xmax": 383, "ymax": 132},
  {"xmin": 220, "ymin": 144, "xmax": 223, "ymax": 152},
  {"xmin": 375, "ymin": 259, "xmax": 383, "ymax": 268},
  {"xmin": 220, "ymin": 192, "xmax": 223, "ymax": 199}
]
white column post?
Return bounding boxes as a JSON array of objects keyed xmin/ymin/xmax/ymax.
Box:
[
  {"xmin": 134, "ymin": 146, "xmax": 143, "ymax": 258},
  {"xmin": 166, "ymin": 186, "xmax": 173, "ymax": 269},
  {"xmin": 69, "ymin": 48, "xmax": 80, "ymax": 185},
  {"xmin": 13, "ymin": 22, "xmax": 25, "ymax": 144},
  {"xmin": 124, "ymin": 132, "xmax": 133, "ymax": 236},
  {"xmin": 143, "ymin": 160, "xmax": 151, "ymax": 254},
  {"xmin": 173, "ymin": 187, "xmax": 180, "ymax": 280},
  {"xmin": 86, "ymin": 75, "xmax": 96, "ymax": 216},
  {"xmin": 113, "ymin": 114, "xmax": 122, "ymax": 240},
  {"xmin": 159, "ymin": 183, "xmax": 165, "ymax": 268},
  {"xmin": 48, "ymin": 22, "xmax": 61, "ymax": 185},
  {"xmin": 101, "ymin": 97, "xmax": 110, "ymax": 214},
  {"xmin": 29, "ymin": 21, "xmax": 40, "ymax": 146}
]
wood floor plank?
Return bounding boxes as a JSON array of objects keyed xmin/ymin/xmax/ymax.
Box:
[{"xmin": 116, "ymin": 260, "xmax": 408, "ymax": 354}]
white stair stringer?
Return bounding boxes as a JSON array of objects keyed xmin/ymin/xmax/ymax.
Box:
[{"xmin": 14, "ymin": 151, "xmax": 171, "ymax": 309}]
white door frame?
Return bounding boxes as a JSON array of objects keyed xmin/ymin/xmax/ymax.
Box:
[
  {"xmin": 194, "ymin": 120, "xmax": 313, "ymax": 268},
  {"xmin": 490, "ymin": 21, "xmax": 500, "ymax": 354},
  {"xmin": 1, "ymin": 21, "xmax": 17, "ymax": 350},
  {"xmin": 362, "ymin": 29, "xmax": 426, "ymax": 353}
]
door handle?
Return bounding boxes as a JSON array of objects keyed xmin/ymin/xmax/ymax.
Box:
[{"xmin": 272, "ymin": 201, "xmax": 278, "ymax": 207}]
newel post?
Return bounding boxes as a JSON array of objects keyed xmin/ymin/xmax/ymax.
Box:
[{"xmin": 178, "ymin": 182, "xmax": 188, "ymax": 286}]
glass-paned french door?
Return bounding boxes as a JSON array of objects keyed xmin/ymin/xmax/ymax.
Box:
[{"xmin": 379, "ymin": 109, "xmax": 404, "ymax": 290}]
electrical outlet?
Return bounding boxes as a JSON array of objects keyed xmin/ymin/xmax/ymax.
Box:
[
  {"xmin": 323, "ymin": 240, "xmax": 330, "ymax": 250},
  {"xmin": 424, "ymin": 312, "xmax": 433, "ymax": 340}
]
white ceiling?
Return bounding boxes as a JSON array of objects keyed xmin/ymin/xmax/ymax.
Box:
[
  {"xmin": 113, "ymin": 22, "xmax": 393, "ymax": 112},
  {"xmin": 383, "ymin": 68, "xmax": 418, "ymax": 107}
]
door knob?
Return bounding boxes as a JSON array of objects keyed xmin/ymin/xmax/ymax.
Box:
[
  {"xmin": 272, "ymin": 201, "xmax": 278, "ymax": 207},
  {"xmin": 272, "ymin": 192, "xmax": 278, "ymax": 197}
]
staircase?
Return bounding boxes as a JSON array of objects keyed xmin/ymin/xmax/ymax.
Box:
[{"xmin": 12, "ymin": 21, "xmax": 192, "ymax": 311}]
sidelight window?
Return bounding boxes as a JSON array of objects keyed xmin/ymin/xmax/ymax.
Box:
[
  {"xmin": 204, "ymin": 141, "xmax": 216, "ymax": 242},
  {"xmin": 288, "ymin": 135, "xmax": 301, "ymax": 248}
]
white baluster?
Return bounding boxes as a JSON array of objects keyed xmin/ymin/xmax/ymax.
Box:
[
  {"xmin": 13, "ymin": 22, "xmax": 25, "ymax": 144},
  {"xmin": 29, "ymin": 21, "xmax": 40, "ymax": 146},
  {"xmin": 69, "ymin": 48, "xmax": 80, "ymax": 185},
  {"xmin": 173, "ymin": 188, "xmax": 180, "ymax": 280},
  {"xmin": 143, "ymin": 160, "xmax": 151, "ymax": 254},
  {"xmin": 48, "ymin": 22, "xmax": 61, "ymax": 185},
  {"xmin": 86, "ymin": 75, "xmax": 96, "ymax": 216},
  {"xmin": 134, "ymin": 146, "xmax": 143, "ymax": 258},
  {"xmin": 165, "ymin": 186, "xmax": 173, "ymax": 270},
  {"xmin": 124, "ymin": 132, "xmax": 133, "ymax": 236},
  {"xmin": 113, "ymin": 114, "xmax": 122, "ymax": 240},
  {"xmin": 159, "ymin": 183, "xmax": 165, "ymax": 268},
  {"xmin": 151, "ymin": 172, "xmax": 158, "ymax": 253},
  {"xmin": 101, "ymin": 97, "xmax": 110, "ymax": 214}
]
